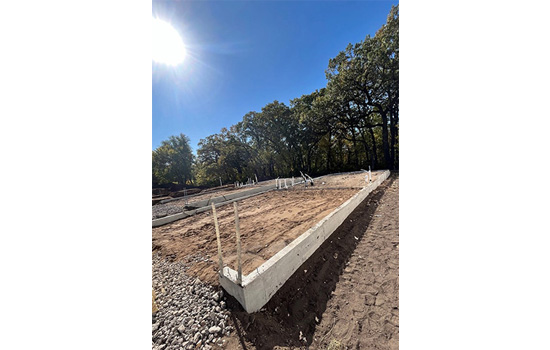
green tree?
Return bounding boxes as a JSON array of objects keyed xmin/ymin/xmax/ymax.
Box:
[
  {"xmin": 152, "ymin": 133, "xmax": 194, "ymax": 186},
  {"xmin": 374, "ymin": 5, "xmax": 399, "ymax": 169},
  {"xmin": 191, "ymin": 5, "xmax": 399, "ymax": 181},
  {"xmin": 323, "ymin": 5, "xmax": 398, "ymax": 169},
  {"xmin": 195, "ymin": 127, "xmax": 254, "ymax": 186}
]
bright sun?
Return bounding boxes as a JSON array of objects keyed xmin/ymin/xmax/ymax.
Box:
[{"xmin": 152, "ymin": 18, "xmax": 186, "ymax": 65}]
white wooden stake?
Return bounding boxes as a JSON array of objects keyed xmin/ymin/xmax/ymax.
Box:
[
  {"xmin": 284, "ymin": 178, "xmax": 288, "ymax": 188},
  {"xmin": 211, "ymin": 203, "xmax": 224, "ymax": 275},
  {"xmin": 233, "ymin": 202, "xmax": 243, "ymax": 285}
]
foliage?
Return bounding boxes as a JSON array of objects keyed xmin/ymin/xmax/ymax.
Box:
[
  {"xmin": 152, "ymin": 133, "xmax": 194, "ymax": 186},
  {"xmin": 195, "ymin": 127, "xmax": 253, "ymax": 186}
]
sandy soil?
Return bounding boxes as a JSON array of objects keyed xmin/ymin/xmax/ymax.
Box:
[
  {"xmin": 220, "ymin": 174, "xmax": 399, "ymax": 350},
  {"xmin": 313, "ymin": 170, "xmax": 382, "ymax": 188},
  {"xmin": 152, "ymin": 188, "xmax": 358, "ymax": 284}
]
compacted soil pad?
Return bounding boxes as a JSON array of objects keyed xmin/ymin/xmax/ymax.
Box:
[{"xmin": 153, "ymin": 188, "xmax": 358, "ymax": 284}]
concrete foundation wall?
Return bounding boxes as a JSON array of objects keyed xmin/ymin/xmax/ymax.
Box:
[{"xmin": 219, "ymin": 170, "xmax": 390, "ymax": 313}]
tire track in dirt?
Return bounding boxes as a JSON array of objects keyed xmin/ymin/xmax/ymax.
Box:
[{"xmin": 311, "ymin": 175, "xmax": 399, "ymax": 350}]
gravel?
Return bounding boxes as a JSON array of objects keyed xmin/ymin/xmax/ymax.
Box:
[
  {"xmin": 152, "ymin": 203, "xmax": 186, "ymax": 220},
  {"xmin": 208, "ymin": 326, "xmax": 221, "ymax": 334},
  {"xmin": 152, "ymin": 253, "xmax": 232, "ymax": 350}
]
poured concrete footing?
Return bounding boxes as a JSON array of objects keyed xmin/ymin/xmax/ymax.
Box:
[{"xmin": 220, "ymin": 170, "xmax": 391, "ymax": 313}]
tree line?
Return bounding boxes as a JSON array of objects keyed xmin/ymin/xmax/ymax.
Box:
[{"xmin": 153, "ymin": 5, "xmax": 398, "ymax": 188}]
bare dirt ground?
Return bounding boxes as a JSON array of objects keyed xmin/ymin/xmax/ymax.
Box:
[
  {"xmin": 152, "ymin": 188, "xmax": 358, "ymax": 284},
  {"xmin": 221, "ymin": 174, "xmax": 399, "ymax": 350},
  {"xmin": 314, "ymin": 170, "xmax": 382, "ymax": 188}
]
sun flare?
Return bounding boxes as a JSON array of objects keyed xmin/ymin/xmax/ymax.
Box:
[{"xmin": 152, "ymin": 18, "xmax": 186, "ymax": 65}]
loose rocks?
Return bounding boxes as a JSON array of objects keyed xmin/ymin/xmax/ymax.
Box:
[
  {"xmin": 208, "ymin": 326, "xmax": 221, "ymax": 334},
  {"xmin": 152, "ymin": 204, "xmax": 186, "ymax": 220},
  {"xmin": 152, "ymin": 253, "xmax": 231, "ymax": 350}
]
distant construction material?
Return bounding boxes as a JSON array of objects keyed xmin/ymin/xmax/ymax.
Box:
[
  {"xmin": 152, "ymin": 185, "xmax": 272, "ymax": 227},
  {"xmin": 153, "ymin": 177, "xmax": 305, "ymax": 227}
]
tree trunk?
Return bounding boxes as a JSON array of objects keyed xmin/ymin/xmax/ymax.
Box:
[
  {"xmin": 269, "ymin": 158, "xmax": 275, "ymax": 178},
  {"xmin": 337, "ymin": 138, "xmax": 344, "ymax": 169},
  {"xmin": 389, "ymin": 102, "xmax": 398, "ymax": 170},
  {"xmin": 363, "ymin": 139, "xmax": 370, "ymax": 167},
  {"xmin": 390, "ymin": 114, "xmax": 397, "ymax": 170},
  {"xmin": 326, "ymin": 131, "xmax": 332, "ymax": 173},
  {"xmin": 307, "ymin": 147, "xmax": 313, "ymax": 173},
  {"xmin": 351, "ymin": 128, "xmax": 360, "ymax": 168},
  {"xmin": 369, "ymin": 127, "xmax": 378, "ymax": 168},
  {"xmin": 360, "ymin": 135, "xmax": 370, "ymax": 169},
  {"xmin": 380, "ymin": 110, "xmax": 392, "ymax": 169},
  {"xmin": 391, "ymin": 104, "xmax": 399, "ymax": 169}
]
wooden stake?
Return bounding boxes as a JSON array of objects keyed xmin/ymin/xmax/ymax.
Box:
[
  {"xmin": 233, "ymin": 202, "xmax": 243, "ymax": 285},
  {"xmin": 211, "ymin": 203, "xmax": 224, "ymax": 275}
]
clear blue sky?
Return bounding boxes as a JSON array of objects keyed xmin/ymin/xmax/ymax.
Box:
[{"xmin": 152, "ymin": 0, "xmax": 398, "ymax": 152}]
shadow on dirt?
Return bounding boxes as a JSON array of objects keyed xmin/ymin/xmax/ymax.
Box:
[{"xmin": 224, "ymin": 175, "xmax": 397, "ymax": 349}]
